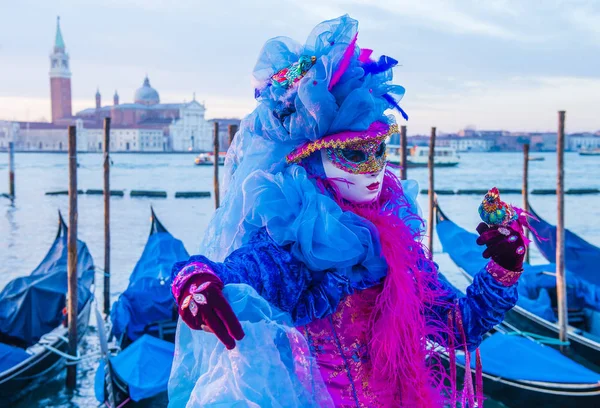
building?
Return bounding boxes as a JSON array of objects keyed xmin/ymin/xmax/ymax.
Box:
[
  {"xmin": 49, "ymin": 17, "xmax": 72, "ymax": 124},
  {"xmin": 8, "ymin": 17, "xmax": 219, "ymax": 152},
  {"xmin": 568, "ymin": 133, "xmax": 600, "ymax": 151},
  {"xmin": 207, "ymin": 118, "xmax": 241, "ymax": 152},
  {"xmin": 84, "ymin": 126, "xmax": 164, "ymax": 152},
  {"xmin": 0, "ymin": 121, "xmax": 19, "ymax": 151},
  {"xmin": 170, "ymin": 99, "xmax": 211, "ymax": 151},
  {"xmin": 76, "ymin": 76, "xmax": 211, "ymax": 152},
  {"xmin": 446, "ymin": 137, "xmax": 494, "ymax": 152}
]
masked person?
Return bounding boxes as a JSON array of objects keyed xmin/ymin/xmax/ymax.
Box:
[{"xmin": 168, "ymin": 15, "xmax": 526, "ymax": 408}]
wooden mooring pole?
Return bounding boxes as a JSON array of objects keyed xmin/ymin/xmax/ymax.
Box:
[
  {"xmin": 228, "ymin": 124, "xmax": 238, "ymax": 146},
  {"xmin": 428, "ymin": 127, "xmax": 436, "ymax": 256},
  {"xmin": 103, "ymin": 117, "xmax": 111, "ymax": 317},
  {"xmin": 523, "ymin": 143, "xmax": 530, "ymax": 264},
  {"xmin": 556, "ymin": 111, "xmax": 568, "ymax": 351},
  {"xmin": 213, "ymin": 122, "xmax": 220, "ymax": 209},
  {"xmin": 400, "ymin": 125, "xmax": 408, "ymax": 180},
  {"xmin": 8, "ymin": 141, "xmax": 15, "ymax": 199},
  {"xmin": 66, "ymin": 125, "xmax": 79, "ymax": 389}
]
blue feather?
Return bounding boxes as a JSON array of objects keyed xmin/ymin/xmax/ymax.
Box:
[
  {"xmin": 362, "ymin": 55, "xmax": 398, "ymax": 75},
  {"xmin": 383, "ymin": 93, "xmax": 408, "ymax": 120}
]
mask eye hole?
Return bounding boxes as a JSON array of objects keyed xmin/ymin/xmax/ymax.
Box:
[
  {"xmin": 375, "ymin": 142, "xmax": 386, "ymax": 158},
  {"xmin": 339, "ymin": 149, "xmax": 367, "ymax": 163}
]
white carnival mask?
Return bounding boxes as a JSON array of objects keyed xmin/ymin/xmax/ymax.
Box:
[{"xmin": 320, "ymin": 146, "xmax": 386, "ymax": 204}]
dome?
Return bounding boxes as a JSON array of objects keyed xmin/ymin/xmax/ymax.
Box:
[{"xmin": 134, "ymin": 76, "xmax": 160, "ymax": 105}]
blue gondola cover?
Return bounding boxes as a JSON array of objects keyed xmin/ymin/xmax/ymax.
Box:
[
  {"xmin": 436, "ymin": 211, "xmax": 600, "ymax": 318},
  {"xmin": 0, "ymin": 342, "xmax": 30, "ymax": 372},
  {"xmin": 457, "ymin": 332, "xmax": 600, "ymax": 384},
  {"xmin": 110, "ymin": 224, "xmax": 189, "ymax": 341},
  {"xmin": 95, "ymin": 334, "xmax": 175, "ymax": 402},
  {"xmin": 529, "ymin": 207, "xmax": 600, "ymax": 287},
  {"xmin": 0, "ymin": 221, "xmax": 94, "ymax": 347}
]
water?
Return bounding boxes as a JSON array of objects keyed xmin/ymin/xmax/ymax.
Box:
[{"xmin": 0, "ymin": 152, "xmax": 598, "ymax": 407}]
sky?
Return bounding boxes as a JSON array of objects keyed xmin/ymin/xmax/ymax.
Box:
[{"xmin": 0, "ymin": 0, "xmax": 598, "ymax": 135}]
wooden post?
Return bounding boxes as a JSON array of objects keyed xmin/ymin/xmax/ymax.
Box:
[
  {"xmin": 556, "ymin": 111, "xmax": 568, "ymax": 351},
  {"xmin": 102, "ymin": 117, "xmax": 111, "ymax": 317},
  {"xmin": 8, "ymin": 141, "xmax": 15, "ymax": 198},
  {"xmin": 428, "ymin": 127, "xmax": 436, "ymax": 255},
  {"xmin": 523, "ymin": 143, "xmax": 530, "ymax": 264},
  {"xmin": 400, "ymin": 125, "xmax": 407, "ymax": 180},
  {"xmin": 228, "ymin": 124, "xmax": 238, "ymax": 146},
  {"xmin": 213, "ymin": 122, "xmax": 220, "ymax": 209},
  {"xmin": 66, "ymin": 125, "xmax": 78, "ymax": 389}
]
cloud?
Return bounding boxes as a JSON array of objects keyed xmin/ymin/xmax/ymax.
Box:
[
  {"xmin": 405, "ymin": 75, "xmax": 600, "ymax": 134},
  {"xmin": 317, "ymin": 0, "xmax": 521, "ymax": 39},
  {"xmin": 0, "ymin": 0, "xmax": 598, "ymax": 134},
  {"xmin": 567, "ymin": 7, "xmax": 600, "ymax": 43}
]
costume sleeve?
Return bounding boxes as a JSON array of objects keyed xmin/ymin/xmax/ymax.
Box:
[
  {"xmin": 171, "ymin": 228, "xmax": 369, "ymax": 326},
  {"xmin": 427, "ymin": 260, "xmax": 519, "ymax": 351}
]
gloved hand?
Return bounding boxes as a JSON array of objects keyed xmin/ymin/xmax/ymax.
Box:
[
  {"xmin": 476, "ymin": 222, "xmax": 526, "ymax": 272},
  {"xmin": 175, "ymin": 268, "xmax": 245, "ymax": 350}
]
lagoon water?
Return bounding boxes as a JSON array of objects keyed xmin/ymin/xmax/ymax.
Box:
[{"xmin": 0, "ymin": 151, "xmax": 599, "ymax": 407}]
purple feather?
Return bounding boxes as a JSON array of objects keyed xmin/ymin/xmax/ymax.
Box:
[
  {"xmin": 358, "ymin": 48, "xmax": 373, "ymax": 63},
  {"xmin": 329, "ymin": 32, "xmax": 359, "ymax": 91},
  {"xmin": 383, "ymin": 93, "xmax": 409, "ymax": 120}
]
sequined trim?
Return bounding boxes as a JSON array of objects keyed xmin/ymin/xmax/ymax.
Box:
[
  {"xmin": 325, "ymin": 139, "xmax": 387, "ymax": 174},
  {"xmin": 498, "ymin": 227, "xmax": 511, "ymax": 236},
  {"xmin": 485, "ymin": 260, "xmax": 522, "ymax": 287},
  {"xmin": 286, "ymin": 122, "xmax": 398, "ymax": 164}
]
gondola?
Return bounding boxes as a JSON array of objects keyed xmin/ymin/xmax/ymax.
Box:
[
  {"xmin": 95, "ymin": 208, "xmax": 189, "ymax": 407},
  {"xmin": 435, "ymin": 203, "xmax": 600, "ymax": 370},
  {"xmin": 0, "ymin": 212, "xmax": 95, "ymax": 404},
  {"xmin": 437, "ymin": 332, "xmax": 600, "ymax": 408},
  {"xmin": 527, "ymin": 204, "xmax": 600, "ymax": 289},
  {"xmin": 435, "ymin": 266, "xmax": 600, "ymax": 406},
  {"xmin": 437, "ymin": 318, "xmax": 600, "ymax": 408}
]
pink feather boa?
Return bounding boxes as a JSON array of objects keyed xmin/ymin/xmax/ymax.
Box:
[{"xmin": 315, "ymin": 170, "xmax": 455, "ymax": 406}]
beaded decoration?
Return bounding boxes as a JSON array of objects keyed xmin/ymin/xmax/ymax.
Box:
[
  {"xmin": 286, "ymin": 121, "xmax": 398, "ymax": 164},
  {"xmin": 271, "ymin": 55, "xmax": 317, "ymax": 89},
  {"xmin": 181, "ymin": 281, "xmax": 211, "ymax": 317},
  {"xmin": 478, "ymin": 187, "xmax": 518, "ymax": 226}
]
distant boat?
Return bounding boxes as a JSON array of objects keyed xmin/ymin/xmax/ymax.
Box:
[
  {"xmin": 528, "ymin": 156, "xmax": 545, "ymax": 162},
  {"xmin": 387, "ymin": 145, "xmax": 460, "ymax": 168},
  {"xmin": 579, "ymin": 148, "xmax": 600, "ymax": 156},
  {"xmin": 0, "ymin": 213, "xmax": 95, "ymax": 404},
  {"xmin": 194, "ymin": 152, "xmax": 226, "ymax": 166}
]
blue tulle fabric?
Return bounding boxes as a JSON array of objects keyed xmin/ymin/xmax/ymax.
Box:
[
  {"xmin": 202, "ymin": 14, "xmax": 407, "ymax": 264},
  {"xmin": 168, "ymin": 284, "xmax": 333, "ymax": 408}
]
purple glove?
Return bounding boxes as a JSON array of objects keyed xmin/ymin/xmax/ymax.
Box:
[
  {"xmin": 476, "ymin": 222, "xmax": 526, "ymax": 280},
  {"xmin": 172, "ymin": 263, "xmax": 244, "ymax": 350}
]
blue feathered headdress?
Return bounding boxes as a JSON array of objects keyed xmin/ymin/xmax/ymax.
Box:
[{"xmin": 251, "ymin": 15, "xmax": 407, "ymax": 147}]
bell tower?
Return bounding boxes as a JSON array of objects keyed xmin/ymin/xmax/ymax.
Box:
[{"xmin": 49, "ymin": 16, "xmax": 72, "ymax": 122}]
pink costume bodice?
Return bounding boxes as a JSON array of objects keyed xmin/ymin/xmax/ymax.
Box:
[{"xmin": 297, "ymin": 285, "xmax": 396, "ymax": 407}]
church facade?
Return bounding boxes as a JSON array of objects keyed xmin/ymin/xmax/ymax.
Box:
[{"xmin": 10, "ymin": 17, "xmax": 218, "ymax": 152}]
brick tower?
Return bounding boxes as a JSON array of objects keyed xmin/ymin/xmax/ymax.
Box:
[{"xmin": 49, "ymin": 16, "xmax": 72, "ymax": 123}]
